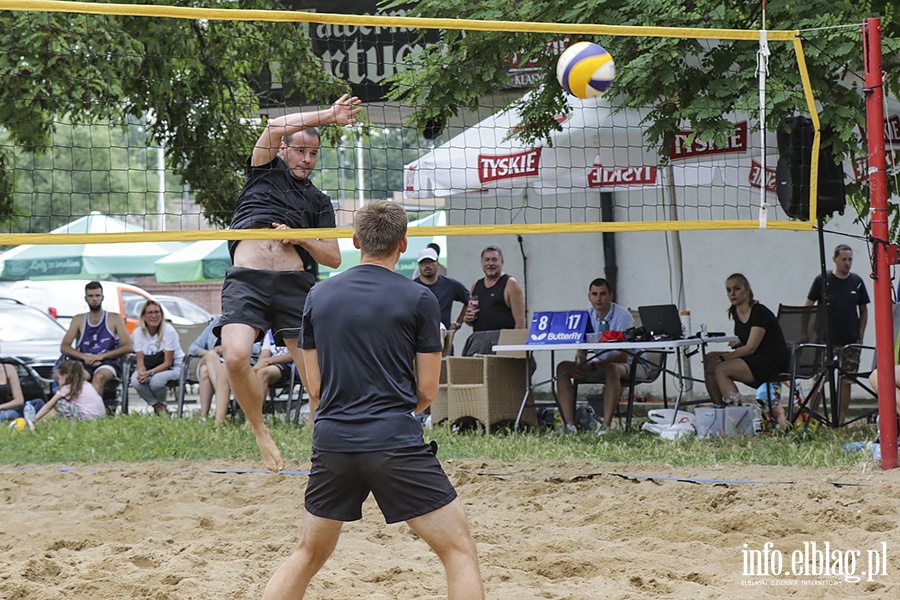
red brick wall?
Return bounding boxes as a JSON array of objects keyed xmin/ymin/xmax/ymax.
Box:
[{"xmin": 135, "ymin": 278, "xmax": 223, "ymax": 314}]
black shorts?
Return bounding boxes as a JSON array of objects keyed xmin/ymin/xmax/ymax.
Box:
[
  {"xmin": 305, "ymin": 445, "xmax": 458, "ymax": 524},
  {"xmin": 271, "ymin": 362, "xmax": 293, "ymax": 381},
  {"xmin": 83, "ymin": 362, "xmax": 122, "ymax": 379},
  {"xmin": 217, "ymin": 267, "xmax": 315, "ymax": 344}
]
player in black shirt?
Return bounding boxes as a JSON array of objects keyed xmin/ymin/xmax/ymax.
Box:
[
  {"xmin": 262, "ymin": 200, "xmax": 484, "ymax": 599},
  {"xmin": 219, "ymin": 94, "xmax": 362, "ymax": 472}
]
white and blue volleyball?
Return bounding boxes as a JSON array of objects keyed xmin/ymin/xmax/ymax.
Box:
[{"xmin": 556, "ymin": 42, "xmax": 615, "ymax": 99}]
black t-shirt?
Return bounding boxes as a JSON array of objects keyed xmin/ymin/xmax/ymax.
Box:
[
  {"xmin": 302, "ymin": 264, "xmax": 443, "ymax": 452},
  {"xmin": 229, "ymin": 156, "xmax": 336, "ymax": 277},
  {"xmin": 732, "ymin": 303, "xmax": 789, "ymax": 366},
  {"xmin": 471, "ymin": 274, "xmax": 516, "ymax": 332},
  {"xmin": 806, "ymin": 272, "xmax": 869, "ymax": 345},
  {"xmin": 413, "ymin": 275, "xmax": 470, "ymax": 328}
]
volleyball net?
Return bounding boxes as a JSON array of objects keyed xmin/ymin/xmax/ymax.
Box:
[{"xmin": 0, "ymin": 1, "xmax": 856, "ymax": 251}]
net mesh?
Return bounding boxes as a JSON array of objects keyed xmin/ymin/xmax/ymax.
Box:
[{"xmin": 0, "ymin": 1, "xmax": 824, "ymax": 253}]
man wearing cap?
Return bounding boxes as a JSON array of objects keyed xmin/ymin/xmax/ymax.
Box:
[
  {"xmin": 411, "ymin": 242, "xmax": 448, "ymax": 279},
  {"xmin": 413, "ymin": 247, "xmax": 469, "ymax": 332}
]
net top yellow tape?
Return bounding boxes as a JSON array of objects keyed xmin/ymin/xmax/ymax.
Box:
[
  {"xmin": 0, "ymin": 0, "xmax": 800, "ymax": 41},
  {"xmin": 0, "ymin": 219, "xmax": 817, "ymax": 246}
]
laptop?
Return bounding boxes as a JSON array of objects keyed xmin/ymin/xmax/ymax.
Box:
[{"xmin": 637, "ymin": 304, "xmax": 683, "ymax": 340}]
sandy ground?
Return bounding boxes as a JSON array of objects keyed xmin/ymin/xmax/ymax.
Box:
[{"xmin": 0, "ymin": 458, "xmax": 897, "ymax": 599}]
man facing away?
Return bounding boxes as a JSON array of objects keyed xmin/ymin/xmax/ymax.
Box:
[
  {"xmin": 60, "ymin": 281, "xmax": 133, "ymax": 399},
  {"xmin": 414, "ymin": 246, "xmax": 469, "ymax": 332},
  {"xmin": 555, "ymin": 278, "xmax": 643, "ymax": 434},
  {"xmin": 461, "ymin": 245, "xmax": 526, "ymax": 356},
  {"xmin": 262, "ymin": 200, "xmax": 483, "ymax": 599},
  {"xmin": 218, "ymin": 94, "xmax": 362, "ymax": 472},
  {"xmin": 805, "ymin": 243, "xmax": 869, "ymax": 425}
]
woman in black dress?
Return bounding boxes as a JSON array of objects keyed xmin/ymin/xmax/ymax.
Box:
[{"xmin": 705, "ymin": 274, "xmax": 789, "ymax": 423}]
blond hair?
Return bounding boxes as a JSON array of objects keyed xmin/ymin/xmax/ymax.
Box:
[{"xmin": 139, "ymin": 300, "xmax": 167, "ymax": 343}]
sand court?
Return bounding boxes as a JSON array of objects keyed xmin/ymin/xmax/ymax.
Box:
[{"xmin": 0, "ymin": 459, "xmax": 897, "ymax": 599}]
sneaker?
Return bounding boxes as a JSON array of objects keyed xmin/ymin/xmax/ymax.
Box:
[
  {"xmin": 593, "ymin": 422, "xmax": 610, "ymax": 435},
  {"xmin": 552, "ymin": 423, "xmax": 578, "ymax": 436},
  {"xmin": 23, "ymin": 403, "xmax": 36, "ymax": 432}
]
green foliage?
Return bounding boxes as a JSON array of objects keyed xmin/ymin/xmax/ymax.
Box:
[
  {"xmin": 384, "ymin": 0, "xmax": 900, "ymax": 232},
  {"xmin": 0, "ymin": 1, "xmax": 346, "ymax": 229},
  {"xmin": 0, "ymin": 412, "xmax": 878, "ymax": 469},
  {"xmin": 312, "ymin": 127, "xmax": 426, "ymax": 200},
  {"xmin": 2, "ymin": 119, "xmax": 180, "ymax": 233}
]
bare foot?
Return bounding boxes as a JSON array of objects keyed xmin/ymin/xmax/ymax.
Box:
[{"xmin": 255, "ymin": 426, "xmax": 284, "ymax": 472}]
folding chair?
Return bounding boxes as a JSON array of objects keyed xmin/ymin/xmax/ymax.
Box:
[
  {"xmin": 760, "ymin": 304, "xmax": 828, "ymax": 427},
  {"xmin": 265, "ymin": 366, "xmax": 297, "ymax": 420},
  {"xmin": 175, "ymin": 354, "xmax": 203, "ymax": 418},
  {"xmin": 571, "ymin": 349, "xmax": 669, "ymax": 432}
]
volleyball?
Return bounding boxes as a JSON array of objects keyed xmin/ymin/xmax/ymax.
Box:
[{"xmin": 556, "ymin": 42, "xmax": 615, "ymax": 99}]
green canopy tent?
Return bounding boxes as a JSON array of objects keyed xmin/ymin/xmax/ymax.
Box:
[
  {"xmin": 153, "ymin": 211, "xmax": 447, "ymax": 282},
  {"xmin": 154, "ymin": 236, "xmax": 361, "ymax": 282},
  {"xmin": 0, "ymin": 212, "xmax": 185, "ymax": 280},
  {"xmin": 154, "ymin": 239, "xmax": 233, "ymax": 283}
]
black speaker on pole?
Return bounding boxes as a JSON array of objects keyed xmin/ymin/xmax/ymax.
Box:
[{"xmin": 775, "ymin": 116, "xmax": 846, "ymax": 220}]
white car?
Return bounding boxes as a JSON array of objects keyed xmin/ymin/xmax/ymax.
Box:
[{"xmin": 154, "ymin": 294, "xmax": 214, "ymax": 325}]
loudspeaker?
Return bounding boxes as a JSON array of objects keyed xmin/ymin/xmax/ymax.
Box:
[
  {"xmin": 422, "ymin": 117, "xmax": 445, "ymax": 140},
  {"xmin": 775, "ymin": 116, "xmax": 846, "ymax": 220}
]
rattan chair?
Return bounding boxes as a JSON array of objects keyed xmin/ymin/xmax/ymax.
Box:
[
  {"xmin": 446, "ymin": 353, "xmax": 537, "ymax": 432},
  {"xmin": 429, "ymin": 358, "xmax": 450, "ymax": 426}
]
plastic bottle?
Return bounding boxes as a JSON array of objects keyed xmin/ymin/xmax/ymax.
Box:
[
  {"xmin": 679, "ymin": 310, "xmax": 691, "ymax": 338},
  {"xmin": 751, "ymin": 403, "xmax": 763, "ymax": 435},
  {"xmin": 24, "ymin": 402, "xmax": 36, "ymax": 424}
]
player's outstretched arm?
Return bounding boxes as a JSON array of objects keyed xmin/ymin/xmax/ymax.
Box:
[{"xmin": 252, "ymin": 94, "xmax": 363, "ymax": 166}]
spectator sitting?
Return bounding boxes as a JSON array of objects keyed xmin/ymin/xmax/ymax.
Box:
[
  {"xmin": 868, "ymin": 365, "xmax": 900, "ymax": 414},
  {"xmin": 0, "ymin": 361, "xmax": 45, "ymax": 422},
  {"xmin": 462, "ymin": 245, "xmax": 526, "ymax": 356},
  {"xmin": 130, "ymin": 300, "xmax": 184, "ymax": 416},
  {"xmin": 188, "ymin": 316, "xmax": 226, "ymax": 420},
  {"xmin": 705, "ymin": 274, "xmax": 789, "ymax": 425},
  {"xmin": 555, "ymin": 278, "xmax": 644, "ymax": 434},
  {"xmin": 214, "ymin": 337, "xmax": 263, "ymax": 426},
  {"xmin": 59, "ymin": 280, "xmax": 133, "ymax": 399},
  {"xmin": 253, "ymin": 330, "xmax": 296, "ymax": 400},
  {"xmin": 33, "ymin": 360, "xmax": 105, "ymax": 423}
]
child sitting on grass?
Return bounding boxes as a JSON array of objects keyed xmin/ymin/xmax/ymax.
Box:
[{"xmin": 33, "ymin": 361, "xmax": 105, "ymax": 423}]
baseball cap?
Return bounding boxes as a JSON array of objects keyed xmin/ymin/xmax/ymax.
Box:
[{"xmin": 417, "ymin": 248, "xmax": 439, "ymax": 263}]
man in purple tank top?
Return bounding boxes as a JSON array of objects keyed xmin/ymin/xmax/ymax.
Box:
[{"xmin": 60, "ymin": 281, "xmax": 133, "ymax": 397}]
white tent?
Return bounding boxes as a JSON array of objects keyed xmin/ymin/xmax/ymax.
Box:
[{"xmin": 403, "ymin": 92, "xmax": 782, "ymax": 209}]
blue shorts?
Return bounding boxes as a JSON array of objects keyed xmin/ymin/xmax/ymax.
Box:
[{"xmin": 305, "ymin": 445, "xmax": 458, "ymax": 524}]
